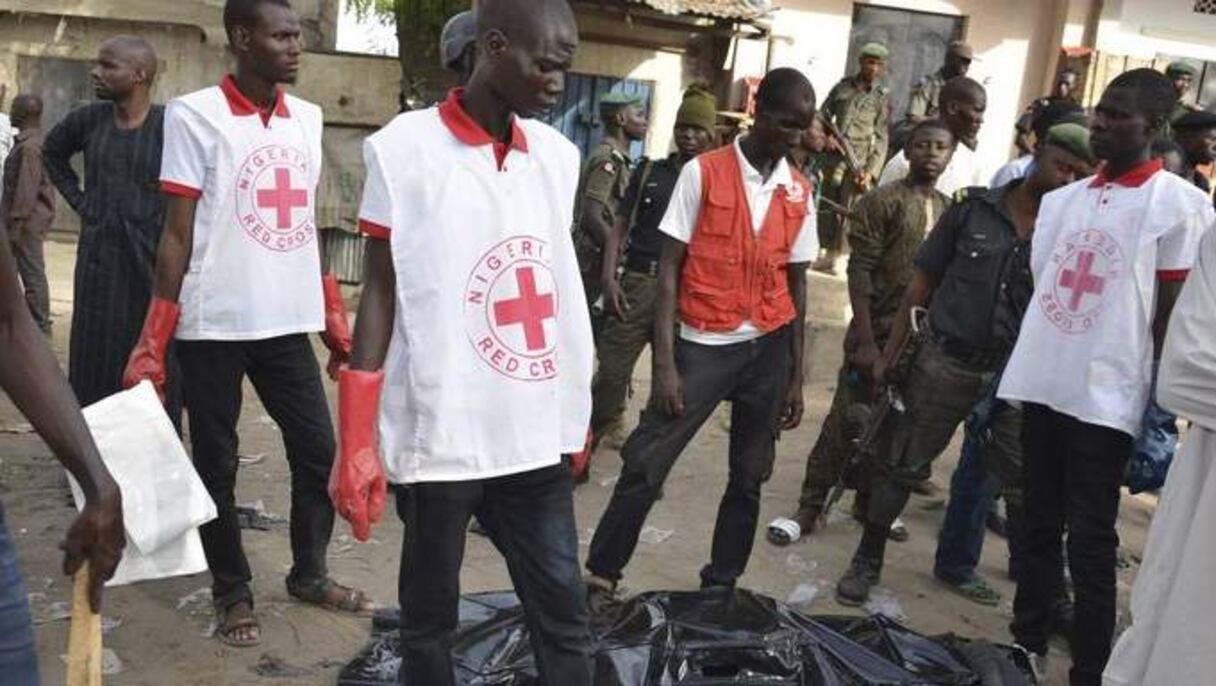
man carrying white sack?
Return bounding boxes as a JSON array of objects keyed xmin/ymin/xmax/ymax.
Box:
[{"xmin": 1104, "ymin": 227, "xmax": 1216, "ymax": 685}]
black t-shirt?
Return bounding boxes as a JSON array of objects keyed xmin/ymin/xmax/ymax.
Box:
[
  {"xmin": 915, "ymin": 181, "xmax": 1035, "ymax": 354},
  {"xmin": 620, "ymin": 155, "xmax": 685, "ymax": 266}
]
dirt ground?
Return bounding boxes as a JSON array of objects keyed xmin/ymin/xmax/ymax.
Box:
[{"xmin": 0, "ymin": 239, "xmax": 1157, "ymax": 685}]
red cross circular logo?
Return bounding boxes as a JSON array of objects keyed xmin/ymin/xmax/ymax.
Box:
[
  {"xmin": 235, "ymin": 144, "xmax": 315, "ymax": 252},
  {"xmin": 465, "ymin": 236, "xmax": 560, "ymax": 381},
  {"xmin": 1039, "ymin": 228, "xmax": 1125, "ymax": 334}
]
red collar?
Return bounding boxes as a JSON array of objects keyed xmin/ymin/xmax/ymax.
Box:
[
  {"xmin": 1089, "ymin": 157, "xmax": 1163, "ymax": 188},
  {"xmin": 220, "ymin": 74, "xmax": 290, "ymax": 123},
  {"xmin": 438, "ymin": 88, "xmax": 529, "ymax": 159}
]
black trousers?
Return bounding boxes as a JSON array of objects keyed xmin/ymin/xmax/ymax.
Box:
[
  {"xmin": 1012, "ymin": 404, "xmax": 1131, "ymax": 686},
  {"xmin": 178, "ymin": 334, "xmax": 336, "ymax": 611},
  {"xmin": 395, "ymin": 465, "xmax": 592, "ymax": 686},
  {"xmin": 587, "ymin": 327, "xmax": 792, "ymax": 588}
]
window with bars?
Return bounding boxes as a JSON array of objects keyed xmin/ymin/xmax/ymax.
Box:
[{"xmin": 1196, "ymin": 0, "xmax": 1216, "ymax": 16}]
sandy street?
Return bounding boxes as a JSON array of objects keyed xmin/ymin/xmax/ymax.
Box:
[{"xmin": 0, "ymin": 238, "xmax": 1154, "ymax": 685}]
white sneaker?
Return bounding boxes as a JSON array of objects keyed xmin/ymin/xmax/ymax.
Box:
[{"xmin": 1013, "ymin": 644, "xmax": 1048, "ymax": 683}]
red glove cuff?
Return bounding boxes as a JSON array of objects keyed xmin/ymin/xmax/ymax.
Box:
[
  {"xmin": 322, "ymin": 273, "xmax": 353, "ymax": 356},
  {"xmin": 122, "ymin": 297, "xmax": 180, "ymax": 394},
  {"xmin": 339, "ymin": 366, "xmax": 385, "ymax": 442}
]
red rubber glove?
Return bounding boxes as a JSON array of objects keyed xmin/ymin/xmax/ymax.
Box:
[
  {"xmin": 330, "ymin": 367, "xmax": 387, "ymax": 542},
  {"xmin": 122, "ymin": 297, "xmax": 180, "ymax": 402},
  {"xmin": 320, "ymin": 273, "xmax": 352, "ymax": 381}
]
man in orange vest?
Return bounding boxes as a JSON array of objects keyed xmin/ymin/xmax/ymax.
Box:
[{"xmin": 584, "ymin": 68, "xmax": 818, "ymax": 605}]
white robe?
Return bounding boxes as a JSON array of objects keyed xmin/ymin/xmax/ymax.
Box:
[{"xmin": 1104, "ymin": 226, "xmax": 1216, "ymax": 686}]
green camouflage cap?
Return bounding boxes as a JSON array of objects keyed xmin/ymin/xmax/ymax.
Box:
[
  {"xmin": 1166, "ymin": 61, "xmax": 1198, "ymax": 77},
  {"xmin": 1043, "ymin": 122, "xmax": 1095, "ymax": 164},
  {"xmin": 860, "ymin": 42, "xmax": 889, "ymax": 60},
  {"xmin": 599, "ymin": 91, "xmax": 644, "ymax": 108}
]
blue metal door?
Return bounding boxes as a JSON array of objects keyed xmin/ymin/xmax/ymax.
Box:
[{"xmin": 542, "ymin": 73, "xmax": 654, "ymax": 160}]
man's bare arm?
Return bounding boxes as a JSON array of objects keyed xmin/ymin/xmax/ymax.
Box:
[
  {"xmin": 1153, "ymin": 279, "xmax": 1185, "ymax": 360},
  {"xmin": 349, "ymin": 238, "xmax": 396, "ymax": 371},
  {"xmin": 151, "ymin": 195, "xmax": 198, "ymax": 301},
  {"xmin": 779, "ymin": 263, "xmax": 809, "ymax": 430},
  {"xmin": 0, "ymin": 222, "xmax": 123, "ymax": 611},
  {"xmin": 652, "ymin": 236, "xmax": 686, "ymax": 416}
]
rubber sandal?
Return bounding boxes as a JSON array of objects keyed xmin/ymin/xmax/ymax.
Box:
[
  {"xmin": 767, "ymin": 517, "xmax": 802, "ymax": 546},
  {"xmin": 216, "ymin": 601, "xmax": 261, "ymax": 648},
  {"xmin": 936, "ymin": 574, "xmax": 1002, "ymax": 606},
  {"xmin": 287, "ymin": 577, "xmax": 375, "ymax": 615}
]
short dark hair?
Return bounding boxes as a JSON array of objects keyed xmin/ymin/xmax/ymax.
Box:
[
  {"xmin": 755, "ymin": 67, "xmax": 816, "ymax": 115},
  {"xmin": 940, "ymin": 76, "xmax": 985, "ymax": 109},
  {"xmin": 907, "ymin": 118, "xmax": 955, "ymax": 144},
  {"xmin": 1106, "ymin": 68, "xmax": 1177, "ymax": 124},
  {"xmin": 223, "ymin": 0, "xmax": 292, "ymax": 34}
]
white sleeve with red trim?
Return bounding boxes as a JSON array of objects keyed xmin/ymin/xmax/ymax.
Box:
[
  {"xmin": 357, "ymin": 138, "xmax": 394, "ymax": 239},
  {"xmin": 1157, "ymin": 203, "xmax": 1215, "ymax": 281},
  {"xmin": 159, "ymin": 99, "xmax": 211, "ymax": 198},
  {"xmin": 790, "ymin": 191, "xmax": 818, "ymax": 263},
  {"xmin": 658, "ymin": 159, "xmax": 703, "ymax": 244}
]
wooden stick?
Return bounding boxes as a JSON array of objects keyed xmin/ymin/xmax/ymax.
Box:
[{"xmin": 65, "ymin": 561, "xmax": 102, "ymax": 686}]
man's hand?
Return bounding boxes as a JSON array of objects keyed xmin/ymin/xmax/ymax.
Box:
[
  {"xmin": 855, "ymin": 171, "xmax": 874, "ymax": 192},
  {"xmin": 321, "ymin": 274, "xmax": 353, "ymax": 381},
  {"xmin": 653, "ymin": 363, "xmax": 684, "ymax": 417},
  {"xmin": 331, "ymin": 368, "xmax": 387, "ymax": 541},
  {"xmin": 872, "ymin": 352, "xmax": 892, "ymax": 395},
  {"xmin": 777, "ymin": 380, "xmax": 804, "ymax": 431},
  {"xmin": 122, "ymin": 297, "xmax": 180, "ymax": 402},
  {"xmin": 846, "ymin": 340, "xmax": 882, "ymax": 377},
  {"xmin": 61, "ymin": 485, "xmax": 124, "ymax": 614},
  {"xmin": 601, "ymin": 276, "xmax": 630, "ymax": 321}
]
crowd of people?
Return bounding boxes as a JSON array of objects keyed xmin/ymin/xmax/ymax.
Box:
[{"xmin": 0, "ymin": 0, "xmax": 1213, "ymax": 684}]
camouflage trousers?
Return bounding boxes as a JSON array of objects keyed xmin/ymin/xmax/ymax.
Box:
[
  {"xmin": 795, "ymin": 363, "xmax": 875, "ymax": 518},
  {"xmin": 818, "ymin": 156, "xmax": 862, "ymax": 255},
  {"xmin": 590, "ymin": 270, "xmax": 660, "ymax": 441}
]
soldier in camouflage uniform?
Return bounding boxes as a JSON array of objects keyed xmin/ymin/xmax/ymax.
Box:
[
  {"xmin": 905, "ymin": 41, "xmax": 973, "ymax": 124},
  {"xmin": 813, "ymin": 42, "xmax": 890, "ymax": 275},
  {"xmin": 767, "ymin": 120, "xmax": 955, "ymax": 545},
  {"xmin": 575, "ymin": 92, "xmax": 649, "ymax": 313}
]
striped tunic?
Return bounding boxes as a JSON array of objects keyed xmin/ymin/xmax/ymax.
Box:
[{"xmin": 43, "ymin": 103, "xmax": 180, "ymax": 414}]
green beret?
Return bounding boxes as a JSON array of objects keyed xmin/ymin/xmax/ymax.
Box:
[
  {"xmin": 1043, "ymin": 122, "xmax": 1095, "ymax": 164},
  {"xmin": 675, "ymin": 86, "xmax": 718, "ymax": 133},
  {"xmin": 1173, "ymin": 109, "xmax": 1216, "ymax": 131},
  {"xmin": 860, "ymin": 42, "xmax": 888, "ymax": 60},
  {"xmin": 1166, "ymin": 61, "xmax": 1198, "ymax": 77},
  {"xmin": 599, "ymin": 91, "xmax": 643, "ymax": 109}
]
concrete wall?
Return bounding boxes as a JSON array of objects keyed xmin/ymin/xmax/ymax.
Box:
[
  {"xmin": 1095, "ymin": 0, "xmax": 1216, "ymax": 62},
  {"xmin": 740, "ymin": 0, "xmax": 1067, "ymax": 180},
  {"xmin": 0, "ymin": 0, "xmax": 338, "ymax": 48}
]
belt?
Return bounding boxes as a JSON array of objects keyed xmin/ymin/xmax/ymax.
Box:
[
  {"xmin": 930, "ymin": 330, "xmax": 1006, "ymax": 371},
  {"xmin": 623, "ymin": 256, "xmax": 660, "ymax": 277}
]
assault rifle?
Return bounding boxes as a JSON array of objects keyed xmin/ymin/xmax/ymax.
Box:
[
  {"xmin": 818, "ymin": 306, "xmax": 929, "ymax": 529},
  {"xmin": 822, "ymin": 116, "xmax": 864, "ymax": 181}
]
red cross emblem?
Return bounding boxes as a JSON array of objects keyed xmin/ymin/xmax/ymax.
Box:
[
  {"xmin": 236, "ymin": 144, "xmax": 315, "ymax": 253},
  {"xmin": 465, "ymin": 236, "xmax": 560, "ymax": 381},
  {"xmin": 1058, "ymin": 250, "xmax": 1105, "ymax": 312},
  {"xmin": 493, "ymin": 267, "xmax": 556, "ymax": 352},
  {"xmin": 257, "ymin": 168, "xmax": 309, "ymax": 230},
  {"xmin": 1040, "ymin": 229, "xmax": 1124, "ymax": 334}
]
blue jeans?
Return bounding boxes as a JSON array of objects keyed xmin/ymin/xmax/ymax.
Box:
[
  {"xmin": 934, "ymin": 430, "xmax": 1002, "ymax": 583},
  {"xmin": 0, "ymin": 502, "xmax": 39, "ymax": 685}
]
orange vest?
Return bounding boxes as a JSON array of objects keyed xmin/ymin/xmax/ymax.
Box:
[{"xmin": 678, "ymin": 145, "xmax": 809, "ymax": 333}]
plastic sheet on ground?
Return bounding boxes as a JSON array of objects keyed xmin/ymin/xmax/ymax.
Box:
[{"xmin": 338, "ymin": 588, "xmax": 1036, "ymax": 685}]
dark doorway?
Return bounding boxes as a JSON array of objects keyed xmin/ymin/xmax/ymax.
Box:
[
  {"xmin": 542, "ymin": 72, "xmax": 655, "ymax": 160},
  {"xmin": 846, "ymin": 5, "xmax": 966, "ymax": 122},
  {"xmin": 18, "ymin": 56, "xmax": 92, "ymax": 134}
]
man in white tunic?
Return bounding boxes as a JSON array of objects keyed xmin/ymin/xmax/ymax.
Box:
[
  {"xmin": 998, "ymin": 69, "xmax": 1214, "ymax": 685},
  {"xmin": 330, "ymin": 1, "xmax": 595, "ymax": 683},
  {"xmin": 878, "ymin": 77, "xmax": 988, "ymax": 194},
  {"xmin": 1104, "ymin": 225, "xmax": 1216, "ymax": 685}
]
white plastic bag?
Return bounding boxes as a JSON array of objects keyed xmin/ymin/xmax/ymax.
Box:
[{"xmin": 67, "ymin": 381, "xmax": 216, "ymax": 586}]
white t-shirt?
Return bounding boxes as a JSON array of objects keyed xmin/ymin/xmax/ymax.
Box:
[
  {"xmin": 991, "ymin": 155, "xmax": 1033, "ymax": 188},
  {"xmin": 358, "ymin": 92, "xmax": 593, "ymax": 484},
  {"xmin": 659, "ymin": 138, "xmax": 818, "ymax": 345},
  {"xmin": 160, "ymin": 76, "xmax": 324, "ymax": 341},
  {"xmin": 998, "ymin": 161, "xmax": 1215, "ymax": 436},
  {"xmin": 879, "ymin": 141, "xmax": 985, "ymax": 195}
]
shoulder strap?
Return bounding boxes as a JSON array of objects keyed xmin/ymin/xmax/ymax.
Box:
[{"xmin": 626, "ymin": 158, "xmax": 655, "ymax": 231}]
